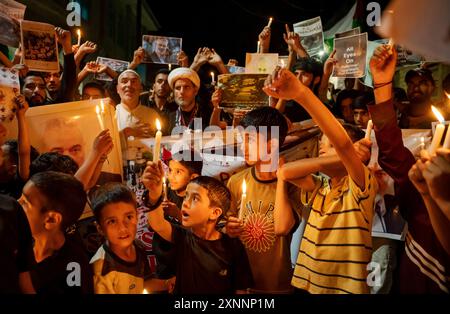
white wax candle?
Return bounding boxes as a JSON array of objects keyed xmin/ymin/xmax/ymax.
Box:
[
  {"xmin": 210, "ymin": 71, "xmax": 215, "ymax": 85},
  {"xmin": 238, "ymin": 180, "xmax": 246, "ymax": 221},
  {"xmin": 365, "ymin": 120, "xmax": 373, "ymax": 139},
  {"xmin": 168, "ymin": 63, "xmax": 172, "ymax": 71},
  {"xmin": 153, "ymin": 119, "xmax": 162, "ymax": 162},
  {"xmin": 77, "ymin": 29, "xmax": 81, "ymax": 46},
  {"xmin": 96, "ymin": 105, "xmax": 105, "ymax": 130},
  {"xmin": 257, "ymin": 41, "xmax": 261, "ymax": 53},
  {"xmin": 442, "ymin": 124, "xmax": 450, "ymax": 149},
  {"xmin": 429, "ymin": 123, "xmax": 445, "ymax": 155},
  {"xmin": 267, "ymin": 17, "xmax": 273, "ymax": 27},
  {"xmin": 420, "ymin": 136, "xmax": 425, "ymax": 151}
]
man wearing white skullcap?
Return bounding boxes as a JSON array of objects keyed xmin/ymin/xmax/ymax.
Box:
[
  {"xmin": 166, "ymin": 67, "xmax": 211, "ymax": 133},
  {"xmin": 115, "ymin": 70, "xmax": 160, "ymax": 139}
]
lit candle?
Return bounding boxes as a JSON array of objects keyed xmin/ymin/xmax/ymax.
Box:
[
  {"xmin": 153, "ymin": 119, "xmax": 162, "ymax": 162},
  {"xmin": 77, "ymin": 29, "xmax": 81, "ymax": 46},
  {"xmin": 443, "ymin": 124, "xmax": 450, "ymax": 149},
  {"xmin": 96, "ymin": 105, "xmax": 105, "ymax": 130},
  {"xmin": 162, "ymin": 176, "xmax": 168, "ymax": 201},
  {"xmin": 280, "ymin": 59, "xmax": 286, "ymax": 68},
  {"xmin": 365, "ymin": 120, "xmax": 373, "ymax": 140},
  {"xmin": 428, "ymin": 106, "xmax": 445, "ymax": 155},
  {"xmin": 210, "ymin": 71, "xmax": 215, "ymax": 85},
  {"xmin": 387, "ymin": 38, "xmax": 394, "ymax": 55},
  {"xmin": 257, "ymin": 41, "xmax": 261, "ymax": 53},
  {"xmin": 267, "ymin": 17, "xmax": 273, "ymax": 28},
  {"xmin": 168, "ymin": 63, "xmax": 172, "ymax": 71},
  {"xmin": 238, "ymin": 180, "xmax": 246, "ymax": 221},
  {"xmin": 143, "ymin": 289, "xmax": 148, "ymax": 294}
]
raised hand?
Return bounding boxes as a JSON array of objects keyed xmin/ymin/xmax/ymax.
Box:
[
  {"xmin": 225, "ymin": 216, "xmax": 244, "ymax": 238},
  {"xmin": 211, "ymin": 88, "xmax": 223, "ymax": 108},
  {"xmin": 263, "ymin": 67, "xmax": 307, "ymax": 100},
  {"xmin": 193, "ymin": 47, "xmax": 211, "ymax": 65},
  {"xmin": 208, "ymin": 48, "xmax": 223, "ymax": 66},
  {"xmin": 369, "ymin": 44, "xmax": 397, "ymax": 85},
  {"xmin": 323, "ymin": 49, "xmax": 337, "ymax": 77},
  {"xmin": 353, "ymin": 137, "xmax": 372, "ymax": 164},
  {"xmin": 55, "ymin": 27, "xmax": 72, "ymax": 54},
  {"xmin": 142, "ymin": 160, "xmax": 164, "ymax": 200},
  {"xmin": 13, "ymin": 95, "xmax": 29, "ymax": 117},
  {"xmin": 93, "ymin": 129, "xmax": 113, "ymax": 157},
  {"xmin": 78, "ymin": 41, "xmax": 98, "ymax": 55},
  {"xmin": 259, "ymin": 26, "xmax": 271, "ymax": 52},
  {"xmin": 177, "ymin": 50, "xmax": 189, "ymax": 67},
  {"xmin": 130, "ymin": 47, "xmax": 146, "ymax": 69}
]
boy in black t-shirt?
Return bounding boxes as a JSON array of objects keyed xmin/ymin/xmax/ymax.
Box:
[
  {"xmin": 18, "ymin": 171, "xmax": 93, "ymax": 294},
  {"xmin": 144, "ymin": 175, "xmax": 253, "ymax": 294}
]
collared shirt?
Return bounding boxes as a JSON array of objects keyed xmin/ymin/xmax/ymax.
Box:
[{"xmin": 115, "ymin": 102, "xmax": 160, "ymax": 132}]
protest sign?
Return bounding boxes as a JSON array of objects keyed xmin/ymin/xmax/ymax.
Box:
[
  {"xmin": 335, "ymin": 27, "xmax": 360, "ymax": 39},
  {"xmin": 245, "ymin": 53, "xmax": 279, "ymax": 74},
  {"xmin": 333, "ymin": 32, "xmax": 367, "ymax": 78},
  {"xmin": 0, "ymin": 65, "xmax": 20, "ymax": 123},
  {"xmin": 293, "ymin": 16, "xmax": 324, "ymax": 56},
  {"xmin": 142, "ymin": 35, "xmax": 182, "ymax": 65},
  {"xmin": 95, "ymin": 57, "xmax": 129, "ymax": 81},
  {"xmin": 0, "ymin": 0, "xmax": 26, "ymax": 20},
  {"xmin": 0, "ymin": 11, "xmax": 20, "ymax": 47}
]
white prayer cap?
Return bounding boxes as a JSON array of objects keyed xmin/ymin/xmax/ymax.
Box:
[{"xmin": 117, "ymin": 69, "xmax": 141, "ymax": 82}]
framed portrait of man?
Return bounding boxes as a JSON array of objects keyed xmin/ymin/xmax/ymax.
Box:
[
  {"xmin": 5, "ymin": 98, "xmax": 123, "ymax": 185},
  {"xmin": 142, "ymin": 35, "xmax": 182, "ymax": 65}
]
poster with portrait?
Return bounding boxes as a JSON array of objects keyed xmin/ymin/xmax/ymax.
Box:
[
  {"xmin": 5, "ymin": 99, "xmax": 123, "ymax": 199},
  {"xmin": 245, "ymin": 53, "xmax": 279, "ymax": 74},
  {"xmin": 217, "ymin": 73, "xmax": 269, "ymax": 110},
  {"xmin": 142, "ymin": 35, "xmax": 182, "ymax": 65},
  {"xmin": 333, "ymin": 32, "xmax": 368, "ymax": 78},
  {"xmin": 293, "ymin": 16, "xmax": 324, "ymax": 57},
  {"xmin": 20, "ymin": 20, "xmax": 59, "ymax": 72},
  {"xmin": 95, "ymin": 56, "xmax": 129, "ymax": 81},
  {"xmin": 0, "ymin": 11, "xmax": 20, "ymax": 47},
  {"xmin": 226, "ymin": 65, "xmax": 245, "ymax": 74},
  {"xmin": 0, "ymin": 65, "xmax": 20, "ymax": 123},
  {"xmin": 0, "ymin": 0, "xmax": 26, "ymax": 20}
]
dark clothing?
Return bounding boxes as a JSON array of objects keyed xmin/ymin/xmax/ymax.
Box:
[
  {"xmin": 167, "ymin": 100, "xmax": 212, "ymax": 134},
  {"xmin": 0, "ymin": 195, "xmax": 35, "ymax": 293},
  {"xmin": 172, "ymin": 224, "xmax": 253, "ymax": 294},
  {"xmin": 0, "ymin": 172, "xmax": 25, "ymax": 199},
  {"xmin": 152, "ymin": 188, "xmax": 183, "ymax": 279},
  {"xmin": 368, "ymin": 98, "xmax": 450, "ymax": 294},
  {"xmin": 30, "ymin": 234, "xmax": 93, "ymax": 294},
  {"xmin": 141, "ymin": 97, "xmax": 177, "ymax": 135},
  {"xmin": 283, "ymin": 100, "xmax": 312, "ymax": 122}
]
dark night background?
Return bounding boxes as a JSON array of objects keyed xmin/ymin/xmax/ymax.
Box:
[{"xmin": 146, "ymin": 0, "xmax": 390, "ymax": 66}]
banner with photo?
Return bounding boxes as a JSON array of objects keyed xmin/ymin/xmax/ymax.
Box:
[
  {"xmin": 0, "ymin": 0, "xmax": 26, "ymax": 20},
  {"xmin": 0, "ymin": 11, "xmax": 20, "ymax": 47},
  {"xmin": 333, "ymin": 32, "xmax": 368, "ymax": 78},
  {"xmin": 0, "ymin": 65, "xmax": 20, "ymax": 123},
  {"xmin": 245, "ymin": 53, "xmax": 278, "ymax": 74},
  {"xmin": 95, "ymin": 57, "xmax": 129, "ymax": 81},
  {"xmin": 226, "ymin": 65, "xmax": 245, "ymax": 74},
  {"xmin": 20, "ymin": 20, "xmax": 59, "ymax": 72},
  {"xmin": 293, "ymin": 16, "xmax": 324, "ymax": 57},
  {"xmin": 5, "ymin": 99, "xmax": 123, "ymax": 214},
  {"xmin": 142, "ymin": 35, "xmax": 182, "ymax": 65},
  {"xmin": 217, "ymin": 73, "xmax": 269, "ymax": 110}
]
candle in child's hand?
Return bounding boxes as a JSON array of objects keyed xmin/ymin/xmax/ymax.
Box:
[
  {"xmin": 428, "ymin": 106, "xmax": 445, "ymax": 155},
  {"xmin": 77, "ymin": 29, "xmax": 81, "ymax": 46},
  {"xmin": 153, "ymin": 119, "xmax": 162, "ymax": 162},
  {"xmin": 443, "ymin": 123, "xmax": 450, "ymax": 149},
  {"xmin": 96, "ymin": 105, "xmax": 105, "ymax": 130},
  {"xmin": 238, "ymin": 180, "xmax": 246, "ymax": 222},
  {"xmin": 365, "ymin": 120, "xmax": 373, "ymax": 139},
  {"xmin": 267, "ymin": 17, "xmax": 273, "ymax": 28},
  {"xmin": 210, "ymin": 71, "xmax": 215, "ymax": 85}
]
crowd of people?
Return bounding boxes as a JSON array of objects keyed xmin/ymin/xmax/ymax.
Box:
[{"xmin": 1, "ymin": 17, "xmax": 450, "ymax": 296}]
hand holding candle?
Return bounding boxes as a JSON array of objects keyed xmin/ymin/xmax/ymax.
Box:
[
  {"xmin": 238, "ymin": 179, "xmax": 246, "ymax": 222},
  {"xmin": 210, "ymin": 71, "xmax": 215, "ymax": 85},
  {"xmin": 267, "ymin": 17, "xmax": 273, "ymax": 28},
  {"xmin": 428, "ymin": 106, "xmax": 445, "ymax": 155},
  {"xmin": 153, "ymin": 119, "xmax": 162, "ymax": 162}
]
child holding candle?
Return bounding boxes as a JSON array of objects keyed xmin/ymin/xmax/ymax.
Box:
[
  {"xmin": 264, "ymin": 68, "xmax": 378, "ymax": 294},
  {"xmin": 144, "ymin": 175, "xmax": 253, "ymax": 294},
  {"xmin": 225, "ymin": 107, "xmax": 301, "ymax": 294},
  {"xmin": 141, "ymin": 150, "xmax": 203, "ymax": 286},
  {"xmin": 90, "ymin": 183, "xmax": 153, "ymax": 294}
]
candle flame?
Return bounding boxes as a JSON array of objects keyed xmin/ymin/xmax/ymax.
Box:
[
  {"xmin": 162, "ymin": 176, "xmax": 166, "ymax": 184},
  {"xmin": 431, "ymin": 106, "xmax": 445, "ymax": 123},
  {"xmin": 77, "ymin": 29, "xmax": 81, "ymax": 37},
  {"xmin": 210, "ymin": 71, "xmax": 214, "ymax": 76},
  {"xmin": 100, "ymin": 99, "xmax": 105, "ymax": 113},
  {"xmin": 95, "ymin": 105, "xmax": 100, "ymax": 115},
  {"xmin": 143, "ymin": 289, "xmax": 148, "ymax": 294},
  {"xmin": 156, "ymin": 118, "xmax": 161, "ymax": 131},
  {"xmin": 242, "ymin": 179, "xmax": 246, "ymax": 195},
  {"xmin": 280, "ymin": 59, "xmax": 285, "ymax": 67},
  {"xmin": 445, "ymin": 91, "xmax": 450, "ymax": 100}
]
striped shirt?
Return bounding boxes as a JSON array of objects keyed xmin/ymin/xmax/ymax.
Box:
[{"xmin": 292, "ymin": 166, "xmax": 377, "ymax": 294}]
